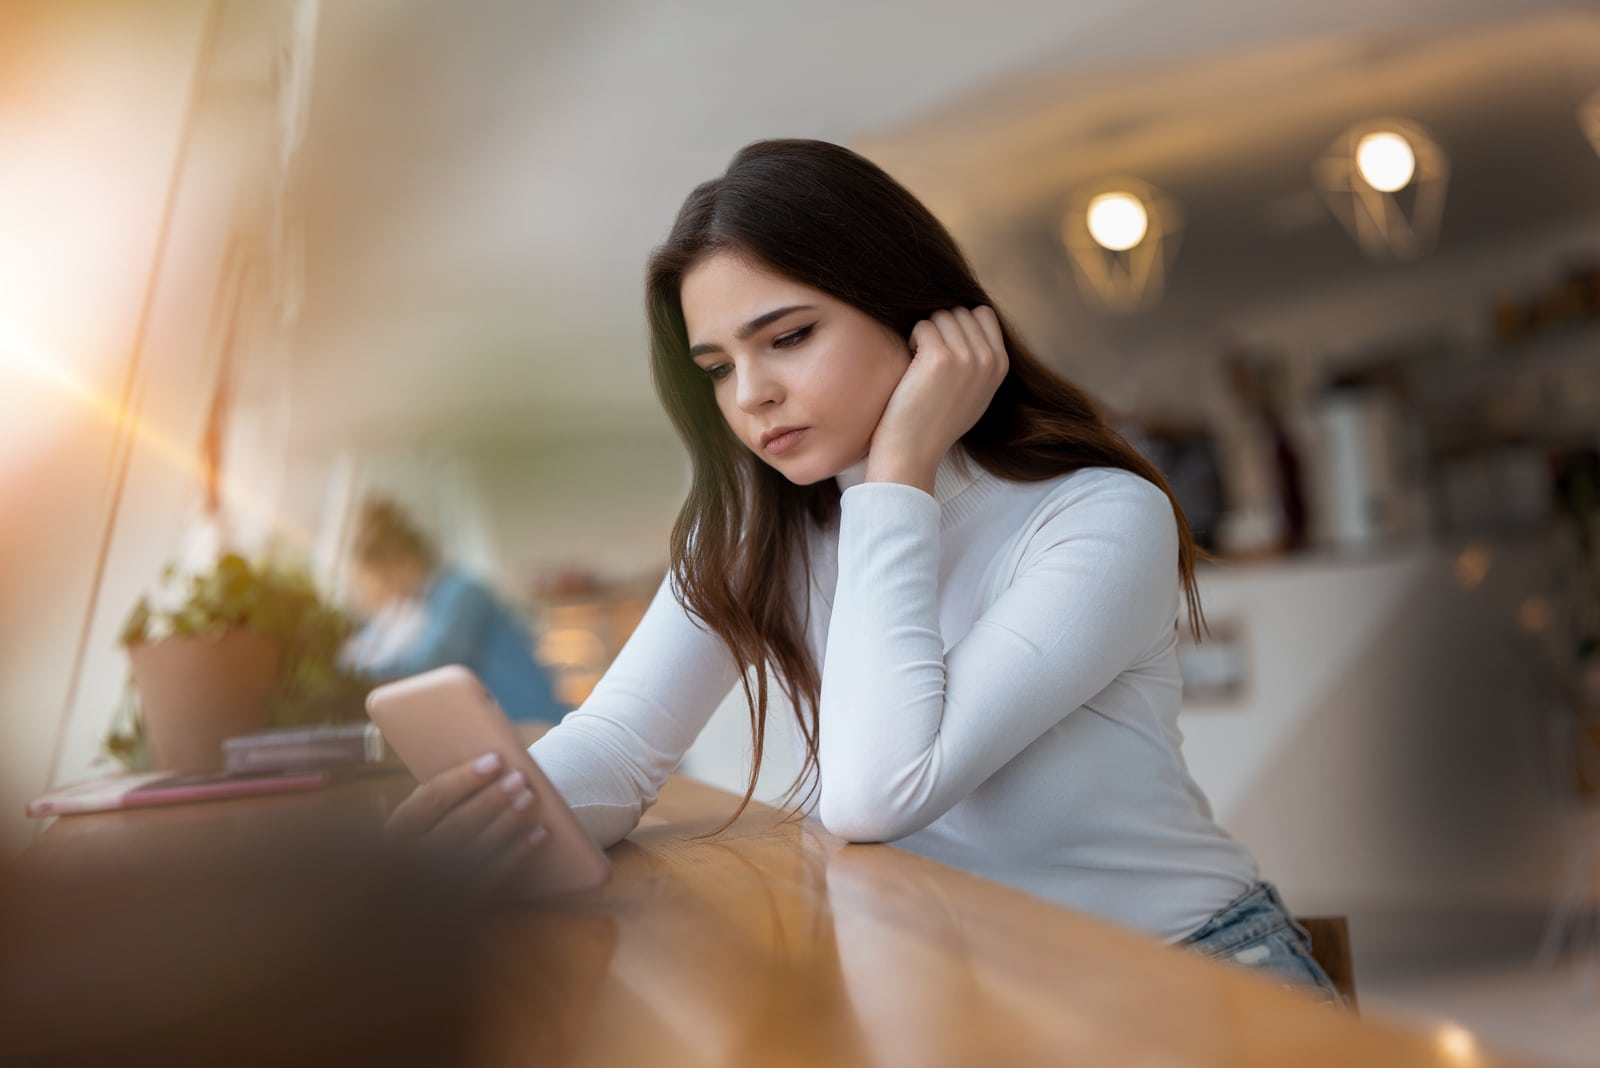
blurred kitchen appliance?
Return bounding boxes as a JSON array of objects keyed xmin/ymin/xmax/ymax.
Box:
[{"xmin": 1307, "ymin": 386, "xmax": 1429, "ymax": 553}]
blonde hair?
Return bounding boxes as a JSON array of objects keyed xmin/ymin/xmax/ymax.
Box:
[{"xmin": 352, "ymin": 497, "xmax": 438, "ymax": 570}]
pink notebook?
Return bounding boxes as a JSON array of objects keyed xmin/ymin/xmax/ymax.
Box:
[{"xmin": 25, "ymin": 768, "xmax": 330, "ymax": 817}]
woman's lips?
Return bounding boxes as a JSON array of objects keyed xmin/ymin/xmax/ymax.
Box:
[{"xmin": 764, "ymin": 427, "xmax": 808, "ymax": 455}]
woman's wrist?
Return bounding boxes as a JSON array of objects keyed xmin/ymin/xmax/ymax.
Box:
[{"xmin": 863, "ymin": 450, "xmax": 939, "ymax": 495}]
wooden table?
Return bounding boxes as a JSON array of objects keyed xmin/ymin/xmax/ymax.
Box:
[{"xmin": 24, "ymin": 767, "xmax": 1525, "ymax": 1067}]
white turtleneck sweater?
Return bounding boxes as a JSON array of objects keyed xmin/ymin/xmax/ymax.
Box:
[{"xmin": 529, "ymin": 452, "xmax": 1258, "ymax": 941}]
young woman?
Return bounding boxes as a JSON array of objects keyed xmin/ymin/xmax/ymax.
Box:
[{"xmin": 386, "ymin": 139, "xmax": 1345, "ymax": 1006}]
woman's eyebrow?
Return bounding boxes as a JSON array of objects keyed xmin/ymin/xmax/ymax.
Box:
[{"xmin": 688, "ymin": 304, "xmax": 814, "ymax": 357}]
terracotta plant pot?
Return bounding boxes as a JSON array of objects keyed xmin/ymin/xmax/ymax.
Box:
[{"xmin": 127, "ymin": 629, "xmax": 282, "ymax": 771}]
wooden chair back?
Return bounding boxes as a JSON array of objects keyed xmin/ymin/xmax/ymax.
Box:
[{"xmin": 1297, "ymin": 915, "xmax": 1358, "ymax": 1011}]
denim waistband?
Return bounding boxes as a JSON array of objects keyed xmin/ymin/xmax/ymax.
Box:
[{"xmin": 1178, "ymin": 881, "xmax": 1306, "ymax": 950}]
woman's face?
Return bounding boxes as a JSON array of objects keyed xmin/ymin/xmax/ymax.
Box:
[
  {"xmin": 350, "ymin": 554, "xmax": 425, "ymax": 613},
  {"xmin": 680, "ymin": 252, "xmax": 911, "ymax": 485}
]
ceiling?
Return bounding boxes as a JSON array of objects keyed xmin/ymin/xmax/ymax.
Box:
[
  {"xmin": 278, "ymin": 0, "xmax": 1600, "ymax": 449},
  {"xmin": 864, "ymin": 7, "xmax": 1600, "ymax": 371}
]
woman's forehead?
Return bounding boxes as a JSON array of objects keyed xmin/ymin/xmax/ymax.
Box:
[{"xmin": 681, "ymin": 253, "xmax": 823, "ymax": 334}]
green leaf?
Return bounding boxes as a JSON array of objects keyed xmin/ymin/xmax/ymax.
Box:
[
  {"xmin": 119, "ymin": 598, "xmax": 151, "ymax": 647},
  {"xmin": 116, "ymin": 551, "xmax": 365, "ymax": 733}
]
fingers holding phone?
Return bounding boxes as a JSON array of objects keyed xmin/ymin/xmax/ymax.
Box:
[
  {"xmin": 368, "ymin": 666, "xmax": 611, "ymax": 899},
  {"xmin": 385, "ymin": 751, "xmax": 549, "ymax": 889}
]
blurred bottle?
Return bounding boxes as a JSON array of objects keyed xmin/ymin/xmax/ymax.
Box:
[
  {"xmin": 1307, "ymin": 381, "xmax": 1430, "ymax": 555},
  {"xmin": 1222, "ymin": 351, "xmax": 1308, "ymax": 557}
]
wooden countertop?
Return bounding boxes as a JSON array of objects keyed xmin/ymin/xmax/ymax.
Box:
[{"xmin": 23, "ymin": 766, "xmax": 1523, "ymax": 1067}]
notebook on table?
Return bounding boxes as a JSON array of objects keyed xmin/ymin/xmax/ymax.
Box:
[
  {"xmin": 25, "ymin": 768, "xmax": 331, "ymax": 818},
  {"xmin": 221, "ymin": 721, "xmax": 395, "ymax": 774}
]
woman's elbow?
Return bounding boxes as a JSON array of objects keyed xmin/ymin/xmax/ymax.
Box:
[
  {"xmin": 568, "ymin": 800, "xmax": 644, "ymax": 851},
  {"xmin": 816, "ymin": 793, "xmax": 923, "ymax": 843}
]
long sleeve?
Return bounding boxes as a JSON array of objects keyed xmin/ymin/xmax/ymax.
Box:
[
  {"xmin": 528, "ymin": 572, "xmax": 741, "ymax": 847},
  {"xmin": 816, "ymin": 473, "xmax": 1180, "ymax": 843}
]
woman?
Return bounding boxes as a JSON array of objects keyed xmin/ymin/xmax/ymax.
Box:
[
  {"xmin": 387, "ymin": 140, "xmax": 1344, "ymax": 1006},
  {"xmin": 344, "ymin": 497, "xmax": 566, "ymax": 724}
]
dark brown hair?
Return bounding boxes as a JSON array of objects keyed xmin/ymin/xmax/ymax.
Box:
[{"xmin": 645, "ymin": 139, "xmax": 1205, "ymax": 831}]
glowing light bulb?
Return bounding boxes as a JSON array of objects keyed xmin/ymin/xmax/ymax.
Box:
[
  {"xmin": 1356, "ymin": 131, "xmax": 1416, "ymax": 192},
  {"xmin": 1086, "ymin": 192, "xmax": 1148, "ymax": 251},
  {"xmin": 1434, "ymin": 1022, "xmax": 1479, "ymax": 1064}
]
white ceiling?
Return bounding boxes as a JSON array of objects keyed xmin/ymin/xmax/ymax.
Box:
[{"xmin": 282, "ymin": 0, "xmax": 1596, "ymax": 448}]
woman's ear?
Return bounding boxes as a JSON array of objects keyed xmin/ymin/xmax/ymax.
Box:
[{"xmin": 885, "ymin": 322, "xmax": 915, "ymax": 369}]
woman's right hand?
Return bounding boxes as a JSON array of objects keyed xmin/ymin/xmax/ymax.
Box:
[
  {"xmin": 865, "ymin": 305, "xmax": 1009, "ymax": 494},
  {"xmin": 384, "ymin": 751, "xmax": 550, "ymax": 894}
]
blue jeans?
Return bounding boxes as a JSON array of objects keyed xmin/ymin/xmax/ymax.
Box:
[{"xmin": 1177, "ymin": 882, "xmax": 1349, "ymax": 1009}]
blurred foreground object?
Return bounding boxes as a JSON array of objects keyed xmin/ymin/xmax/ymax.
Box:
[{"xmin": 0, "ymin": 829, "xmax": 480, "ymax": 1068}]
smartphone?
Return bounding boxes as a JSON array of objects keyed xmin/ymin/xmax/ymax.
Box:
[{"xmin": 366, "ymin": 665, "xmax": 610, "ymax": 898}]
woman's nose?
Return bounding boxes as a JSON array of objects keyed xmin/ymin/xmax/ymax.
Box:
[{"xmin": 734, "ymin": 363, "xmax": 783, "ymax": 412}]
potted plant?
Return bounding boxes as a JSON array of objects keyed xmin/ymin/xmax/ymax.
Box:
[{"xmin": 107, "ymin": 553, "xmax": 366, "ymax": 771}]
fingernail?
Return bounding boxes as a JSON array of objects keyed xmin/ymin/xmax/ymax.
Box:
[
  {"xmin": 527, "ymin": 825, "xmax": 549, "ymax": 847},
  {"xmin": 473, "ymin": 752, "xmax": 501, "ymax": 774},
  {"xmin": 498, "ymin": 770, "xmax": 525, "ymax": 794},
  {"xmin": 512, "ymin": 790, "xmax": 534, "ymax": 811}
]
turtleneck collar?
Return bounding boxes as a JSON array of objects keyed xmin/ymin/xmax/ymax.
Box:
[{"xmin": 834, "ymin": 447, "xmax": 991, "ymax": 526}]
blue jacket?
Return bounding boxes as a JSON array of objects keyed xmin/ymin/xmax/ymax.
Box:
[{"xmin": 366, "ymin": 568, "xmax": 566, "ymax": 723}]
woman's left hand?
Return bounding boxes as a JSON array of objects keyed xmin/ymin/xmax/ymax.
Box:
[{"xmin": 865, "ymin": 306, "xmax": 1009, "ymax": 493}]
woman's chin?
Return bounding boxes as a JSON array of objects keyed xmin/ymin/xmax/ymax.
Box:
[
  {"xmin": 766, "ymin": 457, "xmax": 831, "ymax": 487},
  {"xmin": 777, "ymin": 466, "xmax": 824, "ymax": 487},
  {"xmin": 767, "ymin": 446, "xmax": 871, "ymax": 488}
]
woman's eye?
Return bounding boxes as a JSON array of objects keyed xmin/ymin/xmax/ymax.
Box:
[
  {"xmin": 705, "ymin": 363, "xmax": 732, "ymax": 382},
  {"xmin": 772, "ymin": 324, "xmax": 813, "ymax": 349}
]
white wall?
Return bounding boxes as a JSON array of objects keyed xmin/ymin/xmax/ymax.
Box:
[
  {"xmin": 49, "ymin": 93, "xmax": 286, "ymax": 793},
  {"xmin": 467, "ymin": 428, "xmax": 691, "ymax": 591},
  {"xmin": 0, "ymin": 0, "xmax": 219, "ymax": 852}
]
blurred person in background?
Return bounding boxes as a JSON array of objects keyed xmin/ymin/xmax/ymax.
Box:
[{"xmin": 342, "ymin": 497, "xmax": 566, "ymax": 724}]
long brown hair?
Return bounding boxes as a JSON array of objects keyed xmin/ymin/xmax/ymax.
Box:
[{"xmin": 645, "ymin": 139, "xmax": 1205, "ymax": 831}]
